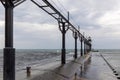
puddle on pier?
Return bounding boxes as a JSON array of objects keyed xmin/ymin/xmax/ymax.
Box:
[
  {"xmin": 72, "ymin": 52, "xmax": 118, "ymax": 80},
  {"xmin": 72, "ymin": 57, "xmax": 91, "ymax": 80}
]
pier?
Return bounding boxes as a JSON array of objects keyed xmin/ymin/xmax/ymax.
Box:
[
  {"xmin": 0, "ymin": 0, "xmax": 119, "ymax": 80},
  {"xmin": 15, "ymin": 52, "xmax": 118, "ymax": 80}
]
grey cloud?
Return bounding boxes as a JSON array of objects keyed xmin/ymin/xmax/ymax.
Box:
[
  {"xmin": 14, "ymin": 1, "xmax": 57, "ymax": 25},
  {"xmin": 62, "ymin": 0, "xmax": 120, "ymax": 30},
  {"xmin": 0, "ymin": 0, "xmax": 120, "ymax": 49},
  {"xmin": 94, "ymin": 37, "xmax": 120, "ymax": 49}
]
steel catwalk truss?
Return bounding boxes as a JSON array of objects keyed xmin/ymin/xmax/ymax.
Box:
[{"xmin": 31, "ymin": 0, "xmax": 91, "ymax": 43}]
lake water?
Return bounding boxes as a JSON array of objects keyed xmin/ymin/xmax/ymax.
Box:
[
  {"xmin": 0, "ymin": 49, "xmax": 58, "ymax": 72},
  {"xmin": 0, "ymin": 49, "xmax": 75, "ymax": 72},
  {"xmin": 1, "ymin": 49, "xmax": 120, "ymax": 79}
]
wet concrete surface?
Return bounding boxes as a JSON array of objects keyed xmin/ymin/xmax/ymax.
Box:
[
  {"xmin": 17, "ymin": 52, "xmax": 118, "ymax": 80},
  {"xmin": 23, "ymin": 54, "xmax": 91, "ymax": 80},
  {"xmin": 16, "ymin": 53, "xmax": 76, "ymax": 80},
  {"xmin": 76, "ymin": 52, "xmax": 118, "ymax": 80}
]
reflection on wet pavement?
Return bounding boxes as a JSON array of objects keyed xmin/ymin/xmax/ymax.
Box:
[
  {"xmin": 73, "ymin": 52, "xmax": 117, "ymax": 80},
  {"xmin": 15, "ymin": 52, "xmax": 119, "ymax": 80}
]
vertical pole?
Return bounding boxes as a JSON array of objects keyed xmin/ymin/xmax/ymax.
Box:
[
  {"xmin": 86, "ymin": 44, "xmax": 87, "ymax": 53},
  {"xmin": 83, "ymin": 32, "xmax": 85, "ymax": 55},
  {"xmin": 87, "ymin": 44, "xmax": 89, "ymax": 52},
  {"xmin": 78, "ymin": 26, "xmax": 80, "ymax": 57},
  {"xmin": 74, "ymin": 32, "xmax": 77, "ymax": 59},
  {"xmin": 87, "ymin": 44, "xmax": 88, "ymax": 53},
  {"xmin": 61, "ymin": 22, "xmax": 66, "ymax": 64},
  {"xmin": 87, "ymin": 43, "xmax": 89, "ymax": 52},
  {"xmin": 84, "ymin": 41, "xmax": 86, "ymax": 55},
  {"xmin": 4, "ymin": 6, "xmax": 15, "ymax": 80},
  {"xmin": 81, "ymin": 37, "xmax": 83, "ymax": 56},
  {"xmin": 88, "ymin": 44, "xmax": 90, "ymax": 52},
  {"xmin": 90, "ymin": 43, "xmax": 92, "ymax": 51}
]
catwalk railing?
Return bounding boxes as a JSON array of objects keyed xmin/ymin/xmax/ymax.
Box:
[{"xmin": 0, "ymin": 0, "xmax": 92, "ymax": 80}]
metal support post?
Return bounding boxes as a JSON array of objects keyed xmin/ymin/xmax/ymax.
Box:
[
  {"xmin": 81, "ymin": 37, "xmax": 83, "ymax": 56},
  {"xmin": 84, "ymin": 41, "xmax": 87, "ymax": 54},
  {"xmin": 90, "ymin": 44, "xmax": 92, "ymax": 51},
  {"xmin": 88, "ymin": 37, "xmax": 92, "ymax": 52},
  {"xmin": 87, "ymin": 44, "xmax": 89, "ymax": 52},
  {"xmin": 73, "ymin": 31, "xmax": 78, "ymax": 59},
  {"xmin": 84, "ymin": 41, "xmax": 86, "ymax": 55},
  {"xmin": 59, "ymin": 22, "xmax": 69, "ymax": 64},
  {"xmin": 62, "ymin": 23, "xmax": 66, "ymax": 64},
  {"xmin": 75, "ymin": 33, "xmax": 77, "ymax": 59},
  {"xmin": 89, "ymin": 44, "xmax": 92, "ymax": 51},
  {"xmin": 87, "ymin": 44, "xmax": 89, "ymax": 53},
  {"xmin": 3, "ymin": 4, "xmax": 15, "ymax": 80},
  {"xmin": 89, "ymin": 44, "xmax": 91, "ymax": 52},
  {"xmin": 4, "ymin": 48, "xmax": 15, "ymax": 80},
  {"xmin": 0, "ymin": 0, "xmax": 26, "ymax": 80},
  {"xmin": 86, "ymin": 43, "xmax": 88, "ymax": 53}
]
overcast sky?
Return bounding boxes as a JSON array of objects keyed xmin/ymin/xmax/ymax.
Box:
[{"xmin": 0, "ymin": 0, "xmax": 120, "ymax": 49}]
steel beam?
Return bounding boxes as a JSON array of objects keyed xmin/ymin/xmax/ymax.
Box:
[
  {"xmin": 73, "ymin": 31, "xmax": 78, "ymax": 59},
  {"xmin": 0, "ymin": 0, "xmax": 26, "ymax": 80},
  {"xmin": 84, "ymin": 41, "xmax": 86, "ymax": 55},
  {"xmin": 3, "ymin": 4, "xmax": 15, "ymax": 80},
  {"xmin": 31, "ymin": 0, "xmax": 86, "ymax": 38},
  {"xmin": 31, "ymin": 0, "xmax": 92, "ymax": 57},
  {"xmin": 81, "ymin": 37, "xmax": 83, "ymax": 56},
  {"xmin": 59, "ymin": 22, "xmax": 69, "ymax": 64}
]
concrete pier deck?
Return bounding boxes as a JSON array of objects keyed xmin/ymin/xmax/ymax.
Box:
[
  {"xmin": 16, "ymin": 52, "xmax": 118, "ymax": 80},
  {"xmin": 78, "ymin": 52, "xmax": 118, "ymax": 80},
  {"xmin": 16, "ymin": 53, "xmax": 90, "ymax": 80}
]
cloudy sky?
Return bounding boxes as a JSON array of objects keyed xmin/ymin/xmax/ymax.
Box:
[{"xmin": 0, "ymin": 0, "xmax": 120, "ymax": 49}]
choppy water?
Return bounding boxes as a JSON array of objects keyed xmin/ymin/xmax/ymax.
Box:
[
  {"xmin": 0, "ymin": 49, "xmax": 75, "ymax": 72},
  {"xmin": 0, "ymin": 49, "xmax": 58, "ymax": 72},
  {"xmin": 1, "ymin": 49, "xmax": 120, "ymax": 78}
]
